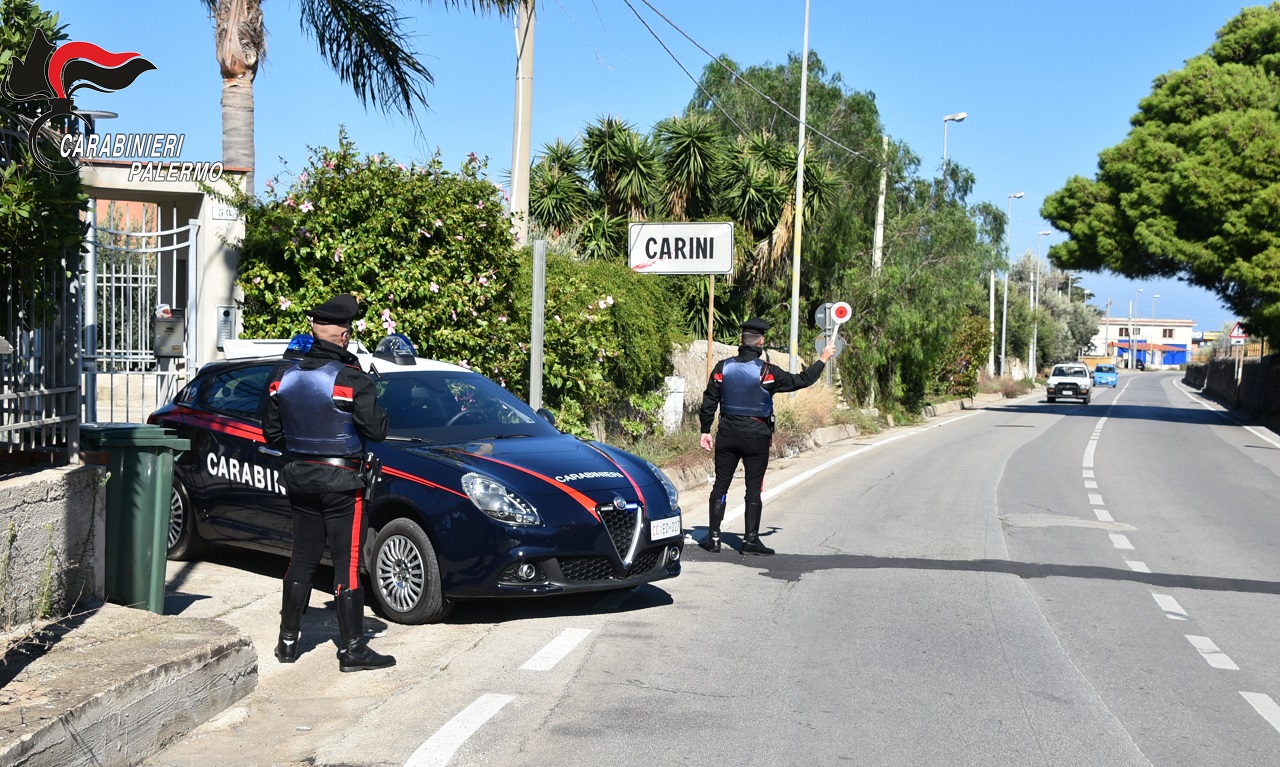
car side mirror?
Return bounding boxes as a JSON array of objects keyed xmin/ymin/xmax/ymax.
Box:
[{"xmin": 536, "ymin": 408, "xmax": 556, "ymax": 428}]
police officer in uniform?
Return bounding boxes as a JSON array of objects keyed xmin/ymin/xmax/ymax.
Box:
[
  {"xmin": 699, "ymin": 317, "xmax": 835, "ymax": 554},
  {"xmin": 262, "ymin": 293, "xmax": 395, "ymax": 672}
]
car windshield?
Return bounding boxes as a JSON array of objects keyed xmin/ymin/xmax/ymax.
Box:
[
  {"xmin": 1096, "ymin": 365, "xmax": 1116, "ymax": 373},
  {"xmin": 376, "ymin": 370, "xmax": 559, "ymax": 442},
  {"xmin": 1051, "ymin": 366, "xmax": 1088, "ymax": 377}
]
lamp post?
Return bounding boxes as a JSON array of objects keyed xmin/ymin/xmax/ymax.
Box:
[
  {"xmin": 1129, "ymin": 287, "xmax": 1143, "ymax": 369},
  {"xmin": 1152, "ymin": 294, "xmax": 1160, "ymax": 319},
  {"xmin": 1030, "ymin": 230, "xmax": 1051, "ymax": 379},
  {"xmin": 1000, "ymin": 192, "xmax": 1024, "ymax": 377},
  {"xmin": 942, "ymin": 112, "xmax": 966, "ymax": 189}
]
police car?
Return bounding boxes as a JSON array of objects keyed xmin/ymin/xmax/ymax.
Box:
[{"xmin": 148, "ymin": 334, "xmax": 683, "ymax": 624}]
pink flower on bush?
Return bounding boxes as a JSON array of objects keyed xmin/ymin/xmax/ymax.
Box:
[
  {"xmin": 334, "ymin": 247, "xmax": 342, "ymax": 262},
  {"xmin": 451, "ymin": 310, "xmax": 457, "ymax": 321},
  {"xmin": 606, "ymin": 296, "xmax": 614, "ymax": 306},
  {"xmin": 381, "ymin": 308, "xmax": 393, "ymax": 321},
  {"xmin": 430, "ymin": 282, "xmax": 440, "ymax": 293},
  {"xmin": 434, "ymin": 219, "xmax": 443, "ymax": 227},
  {"xmin": 372, "ymin": 154, "xmax": 382, "ymax": 164},
  {"xmin": 498, "ymin": 316, "xmax": 508, "ymax": 323},
  {"xmin": 419, "ymin": 229, "xmax": 431, "ymax": 238},
  {"xmin": 278, "ymin": 297, "xmax": 291, "ymax": 310},
  {"xmin": 299, "ymin": 172, "xmax": 309, "ymax": 184},
  {"xmin": 459, "ymin": 359, "xmax": 471, "ymax": 370},
  {"xmin": 455, "ymin": 235, "xmax": 464, "ymax": 241},
  {"xmin": 355, "ymin": 319, "xmax": 367, "ymax": 332},
  {"xmin": 325, "ymin": 161, "xmax": 335, "ymax": 170},
  {"xmin": 396, "ymin": 163, "xmax": 406, "ymax": 171},
  {"xmin": 284, "ymin": 197, "xmax": 296, "ymax": 207},
  {"xmin": 478, "ymin": 276, "xmax": 488, "ymax": 286},
  {"xmin": 252, "ymin": 276, "xmax": 262, "ymax": 284},
  {"xmin": 265, "ymin": 180, "xmax": 274, "ymax": 189},
  {"xmin": 299, "ymin": 201, "xmax": 314, "ymax": 213},
  {"xmin": 476, "ymin": 201, "xmax": 485, "ymax": 209}
]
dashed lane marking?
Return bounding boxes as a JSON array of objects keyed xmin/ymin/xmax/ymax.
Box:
[
  {"xmin": 1110, "ymin": 534, "xmax": 1134, "ymax": 550},
  {"xmin": 1088, "ymin": 493, "xmax": 1105, "ymax": 506},
  {"xmin": 1095, "ymin": 509, "xmax": 1114, "ymax": 523},
  {"xmin": 1152, "ymin": 593, "xmax": 1188, "ymax": 620},
  {"xmin": 1241, "ymin": 692, "xmax": 1280, "ymax": 735},
  {"xmin": 1126, "ymin": 560, "xmax": 1151, "ymax": 573},
  {"xmin": 1084, "ymin": 480, "xmax": 1098, "ymax": 489},
  {"xmin": 404, "ymin": 694, "xmax": 515, "ymax": 767},
  {"xmin": 1186, "ymin": 635, "xmax": 1239, "ymax": 670},
  {"xmin": 520, "ymin": 628, "xmax": 593, "ymax": 671}
]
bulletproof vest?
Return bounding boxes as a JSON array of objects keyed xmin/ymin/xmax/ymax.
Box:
[
  {"xmin": 720, "ymin": 358, "xmax": 773, "ymax": 418},
  {"xmin": 276, "ymin": 361, "xmax": 363, "ymax": 456}
]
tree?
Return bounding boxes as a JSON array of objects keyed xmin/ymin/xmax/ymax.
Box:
[
  {"xmin": 1042, "ymin": 3, "xmax": 1280, "ymax": 343},
  {"xmin": 204, "ymin": 0, "xmax": 520, "ymax": 192}
]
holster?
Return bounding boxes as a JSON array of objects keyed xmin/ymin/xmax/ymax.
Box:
[{"xmin": 359, "ymin": 452, "xmax": 383, "ymax": 493}]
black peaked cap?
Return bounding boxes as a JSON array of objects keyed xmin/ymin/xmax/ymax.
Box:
[
  {"xmin": 308, "ymin": 294, "xmax": 360, "ymax": 323},
  {"xmin": 741, "ymin": 317, "xmax": 770, "ymax": 335}
]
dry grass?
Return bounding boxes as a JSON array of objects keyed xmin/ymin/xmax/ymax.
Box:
[{"xmin": 774, "ymin": 383, "xmax": 838, "ymax": 435}]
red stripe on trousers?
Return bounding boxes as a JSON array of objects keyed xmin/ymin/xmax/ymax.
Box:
[{"xmin": 348, "ymin": 490, "xmax": 363, "ymax": 590}]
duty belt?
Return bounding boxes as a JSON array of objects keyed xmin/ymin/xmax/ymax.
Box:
[{"xmin": 299, "ymin": 456, "xmax": 362, "ymax": 471}]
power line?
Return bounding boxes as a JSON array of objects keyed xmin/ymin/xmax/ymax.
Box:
[{"xmin": 633, "ymin": 0, "xmax": 869, "ymax": 163}]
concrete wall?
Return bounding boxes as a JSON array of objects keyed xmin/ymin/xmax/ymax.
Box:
[
  {"xmin": 1184, "ymin": 355, "xmax": 1280, "ymax": 424},
  {"xmin": 0, "ymin": 466, "xmax": 105, "ymax": 628}
]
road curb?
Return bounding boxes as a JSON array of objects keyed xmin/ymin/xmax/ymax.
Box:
[{"xmin": 0, "ymin": 603, "xmax": 257, "ymax": 767}]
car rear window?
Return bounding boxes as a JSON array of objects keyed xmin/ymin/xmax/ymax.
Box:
[{"xmin": 1096, "ymin": 365, "xmax": 1116, "ymax": 373}]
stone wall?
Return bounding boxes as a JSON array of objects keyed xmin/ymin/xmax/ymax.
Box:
[{"xmin": 0, "ymin": 466, "xmax": 105, "ymax": 628}]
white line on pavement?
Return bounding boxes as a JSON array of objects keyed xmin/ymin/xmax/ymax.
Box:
[
  {"xmin": 1084, "ymin": 480, "xmax": 1098, "ymax": 489},
  {"xmin": 1083, "ymin": 469, "xmax": 1095, "ymax": 478},
  {"xmin": 1152, "ymin": 593, "xmax": 1188, "ymax": 620},
  {"xmin": 1110, "ymin": 534, "xmax": 1134, "ymax": 550},
  {"xmin": 1083, "ymin": 439, "xmax": 1097, "ymax": 468},
  {"xmin": 1095, "ymin": 509, "xmax": 1114, "ymax": 523},
  {"xmin": 1175, "ymin": 382, "xmax": 1280, "ymax": 449},
  {"xmin": 520, "ymin": 628, "xmax": 593, "ymax": 671},
  {"xmin": 1088, "ymin": 493, "xmax": 1105, "ymax": 506},
  {"xmin": 1186, "ymin": 635, "xmax": 1240, "ymax": 670},
  {"xmin": 1241, "ymin": 692, "xmax": 1280, "ymax": 734},
  {"xmin": 404, "ymin": 694, "xmax": 515, "ymax": 767},
  {"xmin": 1126, "ymin": 560, "xmax": 1151, "ymax": 573}
]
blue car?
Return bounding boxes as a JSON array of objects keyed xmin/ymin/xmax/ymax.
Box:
[
  {"xmin": 149, "ymin": 335, "xmax": 683, "ymax": 624},
  {"xmin": 1093, "ymin": 363, "xmax": 1119, "ymax": 387}
]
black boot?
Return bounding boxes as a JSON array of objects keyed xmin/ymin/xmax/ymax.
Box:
[
  {"xmin": 702, "ymin": 497, "xmax": 726, "ymax": 552},
  {"xmin": 274, "ymin": 580, "xmax": 311, "ymax": 663},
  {"xmin": 335, "ymin": 588, "xmax": 396, "ymax": 672},
  {"xmin": 741, "ymin": 502, "xmax": 774, "ymax": 555}
]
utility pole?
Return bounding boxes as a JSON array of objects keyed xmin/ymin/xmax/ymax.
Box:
[
  {"xmin": 510, "ymin": 0, "xmax": 535, "ymax": 247},
  {"xmin": 787, "ymin": 0, "xmax": 812, "ymax": 375},
  {"xmin": 872, "ymin": 135, "xmax": 887, "ymax": 274}
]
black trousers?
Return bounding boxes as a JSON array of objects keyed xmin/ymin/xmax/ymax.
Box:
[
  {"xmin": 284, "ymin": 489, "xmax": 367, "ymax": 593},
  {"xmin": 708, "ymin": 431, "xmax": 771, "ymax": 507}
]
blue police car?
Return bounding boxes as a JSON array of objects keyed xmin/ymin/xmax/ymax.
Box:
[{"xmin": 149, "ymin": 335, "xmax": 683, "ymax": 624}]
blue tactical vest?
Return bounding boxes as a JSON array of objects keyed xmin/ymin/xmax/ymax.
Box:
[
  {"xmin": 276, "ymin": 361, "xmax": 364, "ymax": 456},
  {"xmin": 720, "ymin": 358, "xmax": 773, "ymax": 418}
]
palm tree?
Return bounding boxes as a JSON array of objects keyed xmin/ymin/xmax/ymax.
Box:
[{"xmin": 205, "ymin": 0, "xmax": 521, "ymax": 192}]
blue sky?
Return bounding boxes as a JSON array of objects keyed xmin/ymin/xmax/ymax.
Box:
[{"xmin": 49, "ymin": 0, "xmax": 1256, "ymax": 331}]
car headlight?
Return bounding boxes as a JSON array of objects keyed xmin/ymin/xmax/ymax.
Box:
[
  {"xmin": 646, "ymin": 460, "xmax": 680, "ymax": 511},
  {"xmin": 461, "ymin": 473, "xmax": 540, "ymax": 525}
]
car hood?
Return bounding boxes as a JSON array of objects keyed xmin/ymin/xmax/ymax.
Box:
[{"xmin": 386, "ymin": 435, "xmax": 654, "ymax": 505}]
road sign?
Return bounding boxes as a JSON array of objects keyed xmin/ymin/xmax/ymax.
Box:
[
  {"xmin": 1229, "ymin": 322, "xmax": 1247, "ymax": 344},
  {"xmin": 628, "ymin": 222, "xmax": 734, "ymax": 274},
  {"xmin": 814, "ymin": 302, "xmax": 834, "ymax": 329},
  {"xmin": 815, "ymin": 333, "xmax": 846, "ymax": 357}
]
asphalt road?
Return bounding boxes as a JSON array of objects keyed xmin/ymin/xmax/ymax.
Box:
[{"xmin": 143, "ymin": 372, "xmax": 1280, "ymax": 766}]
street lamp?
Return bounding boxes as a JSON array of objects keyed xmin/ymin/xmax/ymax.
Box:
[
  {"xmin": 942, "ymin": 112, "xmax": 967, "ymax": 185},
  {"xmin": 1152, "ymin": 294, "xmax": 1160, "ymax": 319},
  {"xmin": 1129, "ymin": 287, "xmax": 1143, "ymax": 369},
  {"xmin": 1029, "ymin": 230, "xmax": 1051, "ymax": 379},
  {"xmin": 1000, "ymin": 192, "xmax": 1024, "ymax": 377}
]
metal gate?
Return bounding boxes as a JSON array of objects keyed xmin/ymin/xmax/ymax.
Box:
[{"xmin": 83, "ymin": 203, "xmax": 198, "ymax": 424}]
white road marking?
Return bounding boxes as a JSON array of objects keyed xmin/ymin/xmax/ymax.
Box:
[
  {"xmin": 1083, "ymin": 469, "xmax": 1095, "ymax": 478},
  {"xmin": 1094, "ymin": 509, "xmax": 1114, "ymax": 523},
  {"xmin": 1126, "ymin": 560, "xmax": 1151, "ymax": 573},
  {"xmin": 404, "ymin": 694, "xmax": 515, "ymax": 767},
  {"xmin": 1186, "ymin": 635, "xmax": 1239, "ymax": 670},
  {"xmin": 1241, "ymin": 692, "xmax": 1280, "ymax": 734},
  {"xmin": 1110, "ymin": 534, "xmax": 1134, "ymax": 550},
  {"xmin": 1084, "ymin": 480, "xmax": 1098, "ymax": 489},
  {"xmin": 521, "ymin": 628, "xmax": 593, "ymax": 671},
  {"xmin": 722, "ymin": 410, "xmax": 984, "ymax": 523},
  {"xmin": 1175, "ymin": 382, "xmax": 1280, "ymax": 449},
  {"xmin": 1152, "ymin": 593, "xmax": 1188, "ymax": 620},
  {"xmin": 1088, "ymin": 493, "xmax": 1105, "ymax": 506},
  {"xmin": 1095, "ymin": 417, "xmax": 1108, "ymax": 429},
  {"xmin": 1083, "ymin": 440, "xmax": 1097, "ymax": 468}
]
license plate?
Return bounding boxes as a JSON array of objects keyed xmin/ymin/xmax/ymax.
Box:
[{"xmin": 650, "ymin": 516, "xmax": 681, "ymax": 540}]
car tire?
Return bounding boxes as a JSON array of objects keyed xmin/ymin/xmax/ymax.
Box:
[
  {"xmin": 167, "ymin": 476, "xmax": 206, "ymax": 561},
  {"xmin": 1083, "ymin": 392, "xmax": 1092, "ymax": 405},
  {"xmin": 369, "ymin": 518, "xmax": 452, "ymax": 624},
  {"xmin": 1047, "ymin": 395, "xmax": 1056, "ymax": 402}
]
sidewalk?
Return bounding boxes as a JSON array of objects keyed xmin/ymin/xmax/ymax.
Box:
[{"xmin": 0, "ymin": 391, "xmax": 1015, "ymax": 767}]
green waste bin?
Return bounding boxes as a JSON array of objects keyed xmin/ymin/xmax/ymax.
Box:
[{"xmin": 81, "ymin": 423, "xmax": 191, "ymax": 614}]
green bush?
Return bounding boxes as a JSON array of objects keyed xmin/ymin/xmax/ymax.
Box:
[{"xmin": 231, "ymin": 131, "xmax": 681, "ymax": 435}]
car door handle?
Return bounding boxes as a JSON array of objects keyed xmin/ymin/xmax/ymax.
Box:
[{"xmin": 258, "ymin": 446, "xmax": 283, "ymax": 457}]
